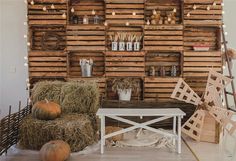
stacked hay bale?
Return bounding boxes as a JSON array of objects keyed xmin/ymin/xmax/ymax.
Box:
[{"xmin": 19, "ymin": 81, "xmax": 100, "ymax": 152}]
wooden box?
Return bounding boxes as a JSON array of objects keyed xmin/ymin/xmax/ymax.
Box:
[
  {"xmin": 29, "ymin": 51, "xmax": 67, "ymax": 78},
  {"xmin": 105, "ymin": 51, "xmax": 145, "ymax": 77},
  {"xmin": 144, "ymin": 25, "xmax": 184, "ymax": 52},
  {"xmin": 27, "ymin": 0, "xmax": 67, "ymax": 26}
]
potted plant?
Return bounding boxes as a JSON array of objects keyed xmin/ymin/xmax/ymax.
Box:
[
  {"xmin": 117, "ymin": 32, "xmax": 126, "ymax": 51},
  {"xmin": 134, "ymin": 35, "xmax": 143, "ymax": 51},
  {"xmin": 110, "ymin": 34, "xmax": 118, "ymax": 51},
  {"xmin": 126, "ymin": 33, "xmax": 135, "ymax": 51},
  {"xmin": 111, "ymin": 78, "xmax": 140, "ymax": 101}
]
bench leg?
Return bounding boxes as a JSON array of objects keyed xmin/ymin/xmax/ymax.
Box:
[
  {"xmin": 173, "ymin": 116, "xmax": 176, "ymax": 146},
  {"xmin": 100, "ymin": 116, "xmax": 105, "ymax": 154},
  {"xmin": 177, "ymin": 116, "xmax": 182, "ymax": 154}
]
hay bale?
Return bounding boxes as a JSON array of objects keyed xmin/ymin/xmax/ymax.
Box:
[
  {"xmin": 19, "ymin": 113, "xmax": 98, "ymax": 152},
  {"xmin": 32, "ymin": 81, "xmax": 64, "ymax": 104},
  {"xmin": 60, "ymin": 81, "xmax": 100, "ymax": 113}
]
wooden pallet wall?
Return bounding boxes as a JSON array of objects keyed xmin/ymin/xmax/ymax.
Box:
[
  {"xmin": 144, "ymin": 25, "xmax": 184, "ymax": 52},
  {"xmin": 105, "ymin": 0, "xmax": 145, "ymax": 26},
  {"xmin": 27, "ymin": 0, "xmax": 67, "ymax": 25},
  {"xmin": 184, "ymin": 0, "xmax": 223, "ymax": 27}
]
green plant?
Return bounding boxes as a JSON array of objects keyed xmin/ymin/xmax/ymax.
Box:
[{"xmin": 111, "ymin": 78, "xmax": 140, "ymax": 94}]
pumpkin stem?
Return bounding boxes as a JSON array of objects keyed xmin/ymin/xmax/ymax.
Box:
[{"xmin": 45, "ymin": 98, "xmax": 49, "ymax": 103}]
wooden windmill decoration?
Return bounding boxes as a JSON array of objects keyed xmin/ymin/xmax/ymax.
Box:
[{"xmin": 171, "ymin": 69, "xmax": 236, "ymax": 141}]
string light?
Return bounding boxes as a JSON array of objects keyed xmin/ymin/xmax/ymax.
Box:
[
  {"xmin": 223, "ymin": 65, "xmax": 226, "ymax": 69},
  {"xmin": 30, "ymin": 0, "xmax": 34, "ymax": 5},
  {"xmin": 27, "ymin": 42, "xmax": 31, "ymax": 46},
  {"xmin": 187, "ymin": 12, "xmax": 191, "ymax": 17},
  {"xmin": 24, "ymin": 56, "xmax": 28, "ymax": 60},
  {"xmin": 24, "ymin": 63, "xmax": 28, "ymax": 67},
  {"xmin": 223, "ymin": 24, "xmax": 226, "ymax": 28},
  {"xmin": 43, "ymin": 6, "xmax": 47, "ymax": 11},
  {"xmin": 92, "ymin": 9, "xmax": 96, "ymax": 15},
  {"xmin": 112, "ymin": 11, "xmax": 116, "ymax": 16},
  {"xmin": 132, "ymin": 12, "xmax": 136, "ymax": 16},
  {"xmin": 51, "ymin": 4, "xmax": 55, "ymax": 9},
  {"xmin": 224, "ymin": 32, "xmax": 228, "ymax": 35},
  {"xmin": 207, "ymin": 5, "xmax": 211, "ymax": 11},
  {"xmin": 193, "ymin": 5, "xmax": 197, "ymax": 10},
  {"xmin": 222, "ymin": 11, "xmax": 225, "ymax": 14},
  {"xmin": 126, "ymin": 22, "xmax": 130, "ymax": 26},
  {"xmin": 221, "ymin": 3, "xmax": 224, "ymax": 6},
  {"xmin": 23, "ymin": 22, "xmax": 27, "ymax": 25},
  {"xmin": 173, "ymin": 8, "xmax": 177, "ymax": 13},
  {"xmin": 62, "ymin": 13, "xmax": 66, "ymax": 18},
  {"xmin": 104, "ymin": 21, "xmax": 108, "ymax": 26},
  {"xmin": 213, "ymin": 1, "xmax": 217, "ymax": 6},
  {"xmin": 24, "ymin": 35, "xmax": 27, "ymax": 38},
  {"xmin": 71, "ymin": 7, "xmax": 75, "ymax": 13},
  {"xmin": 146, "ymin": 19, "xmax": 150, "ymax": 25}
]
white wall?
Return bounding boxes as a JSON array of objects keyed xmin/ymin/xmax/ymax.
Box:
[
  {"xmin": 0, "ymin": 0, "xmax": 28, "ymax": 118},
  {"xmin": 0, "ymin": 0, "xmax": 236, "ymax": 118}
]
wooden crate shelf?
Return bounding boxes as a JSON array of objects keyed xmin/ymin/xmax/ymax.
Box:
[
  {"xmin": 29, "ymin": 26, "xmax": 66, "ymax": 51},
  {"xmin": 27, "ymin": 0, "xmax": 67, "ymax": 26},
  {"xmin": 144, "ymin": 77, "xmax": 180, "ymax": 101},
  {"xmin": 184, "ymin": 0, "xmax": 223, "ymax": 27},
  {"xmin": 145, "ymin": 52, "xmax": 181, "ymax": 77},
  {"xmin": 105, "ymin": 51, "xmax": 145, "ymax": 77},
  {"xmin": 69, "ymin": 0, "xmax": 105, "ymax": 25},
  {"xmin": 184, "ymin": 27, "xmax": 221, "ymax": 51},
  {"xmin": 144, "ymin": 25, "xmax": 184, "ymax": 51},
  {"xmin": 66, "ymin": 25, "xmax": 106, "ymax": 51},
  {"xmin": 29, "ymin": 51, "xmax": 67, "ymax": 78},
  {"xmin": 183, "ymin": 51, "xmax": 222, "ymax": 77},
  {"xmin": 105, "ymin": 0, "xmax": 145, "ymax": 26},
  {"xmin": 68, "ymin": 52, "xmax": 105, "ymax": 77},
  {"xmin": 145, "ymin": 0, "xmax": 182, "ymax": 24}
]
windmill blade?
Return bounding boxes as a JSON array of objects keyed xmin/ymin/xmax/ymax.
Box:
[
  {"xmin": 204, "ymin": 70, "xmax": 232, "ymax": 99},
  {"xmin": 182, "ymin": 110, "xmax": 206, "ymax": 141},
  {"xmin": 204, "ymin": 85, "xmax": 224, "ymax": 108},
  {"xmin": 209, "ymin": 106, "xmax": 236, "ymax": 135},
  {"xmin": 171, "ymin": 78, "xmax": 202, "ymax": 106}
]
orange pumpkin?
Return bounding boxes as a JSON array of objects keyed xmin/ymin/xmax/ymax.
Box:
[
  {"xmin": 32, "ymin": 99, "xmax": 61, "ymax": 120},
  {"xmin": 40, "ymin": 140, "xmax": 71, "ymax": 161}
]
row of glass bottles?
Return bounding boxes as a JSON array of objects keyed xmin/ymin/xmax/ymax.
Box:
[
  {"xmin": 149, "ymin": 65, "xmax": 177, "ymax": 77},
  {"xmin": 70, "ymin": 15, "xmax": 101, "ymax": 25}
]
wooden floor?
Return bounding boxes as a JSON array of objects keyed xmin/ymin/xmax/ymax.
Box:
[{"xmin": 0, "ymin": 143, "xmax": 197, "ymax": 161}]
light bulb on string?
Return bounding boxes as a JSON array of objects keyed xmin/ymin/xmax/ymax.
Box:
[
  {"xmin": 104, "ymin": 21, "xmax": 108, "ymax": 26},
  {"xmin": 24, "ymin": 35, "xmax": 27, "ymax": 38},
  {"xmin": 71, "ymin": 7, "xmax": 75, "ymax": 13},
  {"xmin": 146, "ymin": 19, "xmax": 150, "ymax": 25},
  {"xmin": 62, "ymin": 13, "xmax": 66, "ymax": 18},
  {"xmin": 187, "ymin": 12, "xmax": 191, "ymax": 17},
  {"xmin": 221, "ymin": 3, "xmax": 224, "ymax": 6},
  {"xmin": 223, "ymin": 65, "xmax": 226, "ymax": 69},
  {"xmin": 173, "ymin": 8, "xmax": 177, "ymax": 13},
  {"xmin": 24, "ymin": 56, "xmax": 28, "ymax": 60},
  {"xmin": 27, "ymin": 83, "xmax": 31, "ymax": 87},
  {"xmin": 222, "ymin": 11, "xmax": 225, "ymax": 15},
  {"xmin": 24, "ymin": 22, "xmax": 27, "ymax": 25},
  {"xmin": 43, "ymin": 6, "xmax": 47, "ymax": 11},
  {"xmin": 27, "ymin": 42, "xmax": 31, "ymax": 46},
  {"xmin": 92, "ymin": 9, "xmax": 96, "ymax": 15},
  {"xmin": 213, "ymin": 1, "xmax": 217, "ymax": 6},
  {"xmin": 26, "ymin": 78, "xmax": 29, "ymax": 82},
  {"xmin": 223, "ymin": 24, "xmax": 226, "ymax": 28},
  {"xmin": 30, "ymin": 0, "xmax": 34, "ymax": 5},
  {"xmin": 207, "ymin": 5, "xmax": 211, "ymax": 11},
  {"xmin": 132, "ymin": 12, "xmax": 136, "ymax": 16},
  {"xmin": 112, "ymin": 11, "xmax": 116, "ymax": 16},
  {"xmin": 224, "ymin": 32, "xmax": 228, "ymax": 35},
  {"xmin": 51, "ymin": 4, "xmax": 55, "ymax": 9},
  {"xmin": 193, "ymin": 5, "xmax": 197, "ymax": 10},
  {"xmin": 126, "ymin": 22, "xmax": 130, "ymax": 26},
  {"xmin": 24, "ymin": 63, "xmax": 28, "ymax": 67}
]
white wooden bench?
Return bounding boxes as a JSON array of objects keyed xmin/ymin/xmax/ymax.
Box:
[{"xmin": 96, "ymin": 108, "xmax": 186, "ymax": 154}]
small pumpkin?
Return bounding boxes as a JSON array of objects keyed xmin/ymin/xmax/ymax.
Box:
[
  {"xmin": 40, "ymin": 140, "xmax": 70, "ymax": 161},
  {"xmin": 32, "ymin": 99, "xmax": 61, "ymax": 120}
]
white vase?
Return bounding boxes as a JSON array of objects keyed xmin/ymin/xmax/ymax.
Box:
[
  {"xmin": 81, "ymin": 64, "xmax": 92, "ymax": 77},
  {"xmin": 134, "ymin": 42, "xmax": 140, "ymax": 51},
  {"xmin": 112, "ymin": 42, "xmax": 118, "ymax": 51},
  {"xmin": 119, "ymin": 42, "xmax": 125, "ymax": 51},
  {"xmin": 126, "ymin": 42, "xmax": 133, "ymax": 51},
  {"xmin": 118, "ymin": 89, "xmax": 132, "ymax": 101}
]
